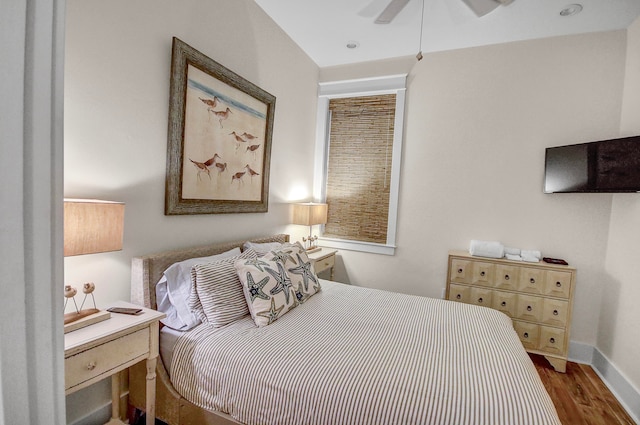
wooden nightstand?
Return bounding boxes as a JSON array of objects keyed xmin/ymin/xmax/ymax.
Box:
[
  {"xmin": 308, "ymin": 248, "xmax": 338, "ymax": 280},
  {"xmin": 64, "ymin": 301, "xmax": 165, "ymax": 425}
]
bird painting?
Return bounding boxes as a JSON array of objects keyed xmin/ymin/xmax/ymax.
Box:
[
  {"xmin": 229, "ymin": 131, "xmax": 248, "ymax": 152},
  {"xmin": 244, "ymin": 164, "xmax": 260, "ymax": 183},
  {"xmin": 189, "ymin": 154, "xmax": 221, "ymax": 181},
  {"xmin": 212, "ymin": 107, "xmax": 232, "ymax": 128},
  {"xmin": 240, "ymin": 132, "xmax": 258, "ymax": 141},
  {"xmin": 231, "ymin": 170, "xmax": 246, "ymax": 186},
  {"xmin": 215, "ymin": 162, "xmax": 227, "ymax": 177},
  {"xmin": 246, "ymin": 144, "xmax": 260, "ymax": 161}
]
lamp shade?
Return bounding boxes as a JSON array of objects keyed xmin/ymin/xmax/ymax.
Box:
[
  {"xmin": 64, "ymin": 199, "xmax": 125, "ymax": 256},
  {"xmin": 291, "ymin": 203, "xmax": 328, "ymax": 226}
]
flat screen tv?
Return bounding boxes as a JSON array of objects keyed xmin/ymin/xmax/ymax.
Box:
[{"xmin": 544, "ymin": 135, "xmax": 640, "ymax": 193}]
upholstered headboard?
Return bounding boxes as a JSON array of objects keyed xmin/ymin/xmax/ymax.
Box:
[{"xmin": 130, "ymin": 234, "xmax": 289, "ymax": 310}]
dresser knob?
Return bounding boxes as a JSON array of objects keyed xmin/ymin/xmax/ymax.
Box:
[
  {"xmin": 523, "ymin": 332, "xmax": 529, "ymax": 338},
  {"xmin": 553, "ymin": 310, "xmax": 559, "ymax": 316},
  {"xmin": 86, "ymin": 362, "xmax": 96, "ymax": 371},
  {"xmin": 480, "ymin": 271, "xmax": 485, "ymax": 277},
  {"xmin": 458, "ymin": 268, "xmax": 463, "ymax": 274},
  {"xmin": 550, "ymin": 338, "xmax": 556, "ymax": 344},
  {"xmin": 530, "ymin": 278, "xmax": 536, "ymax": 284},
  {"xmin": 501, "ymin": 301, "xmax": 506, "ymax": 307},
  {"xmin": 527, "ymin": 306, "xmax": 532, "ymax": 311},
  {"xmin": 478, "ymin": 297, "xmax": 483, "ymax": 303},
  {"xmin": 556, "ymin": 281, "xmax": 562, "ymax": 287},
  {"xmin": 504, "ymin": 275, "xmax": 510, "ymax": 281},
  {"xmin": 456, "ymin": 294, "xmax": 461, "ymax": 300}
]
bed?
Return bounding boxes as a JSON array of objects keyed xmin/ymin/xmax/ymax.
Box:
[{"xmin": 128, "ymin": 234, "xmax": 561, "ymax": 425}]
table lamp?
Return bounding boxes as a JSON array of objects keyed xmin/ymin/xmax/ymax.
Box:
[
  {"xmin": 291, "ymin": 202, "xmax": 327, "ymax": 253},
  {"xmin": 63, "ymin": 198, "xmax": 125, "ymax": 332}
]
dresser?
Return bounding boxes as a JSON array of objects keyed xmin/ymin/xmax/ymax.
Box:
[
  {"xmin": 65, "ymin": 302, "xmax": 165, "ymax": 425},
  {"xmin": 446, "ymin": 250, "xmax": 576, "ymax": 372},
  {"xmin": 308, "ymin": 248, "xmax": 338, "ymax": 280}
]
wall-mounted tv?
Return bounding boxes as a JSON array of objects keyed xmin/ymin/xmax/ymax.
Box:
[{"xmin": 544, "ymin": 135, "xmax": 640, "ymax": 193}]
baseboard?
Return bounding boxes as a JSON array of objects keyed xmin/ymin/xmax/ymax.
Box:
[
  {"xmin": 68, "ymin": 401, "xmax": 111, "ymax": 425},
  {"xmin": 569, "ymin": 341, "xmax": 640, "ymax": 424}
]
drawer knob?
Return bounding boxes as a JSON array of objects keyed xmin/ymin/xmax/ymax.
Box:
[
  {"xmin": 501, "ymin": 301, "xmax": 506, "ymax": 307},
  {"xmin": 456, "ymin": 294, "xmax": 461, "ymax": 300},
  {"xmin": 553, "ymin": 310, "xmax": 559, "ymax": 316},
  {"xmin": 523, "ymin": 332, "xmax": 529, "ymax": 338},
  {"xmin": 504, "ymin": 274, "xmax": 510, "ymax": 281},
  {"xmin": 458, "ymin": 268, "xmax": 463, "ymax": 274},
  {"xmin": 556, "ymin": 281, "xmax": 562, "ymax": 288},
  {"xmin": 477, "ymin": 297, "xmax": 483, "ymax": 303},
  {"xmin": 480, "ymin": 271, "xmax": 485, "ymax": 277},
  {"xmin": 527, "ymin": 306, "xmax": 532, "ymax": 311},
  {"xmin": 550, "ymin": 337, "xmax": 556, "ymax": 344},
  {"xmin": 530, "ymin": 278, "xmax": 536, "ymax": 284},
  {"xmin": 86, "ymin": 362, "xmax": 96, "ymax": 371}
]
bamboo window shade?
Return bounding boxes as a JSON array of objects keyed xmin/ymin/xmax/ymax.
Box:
[{"xmin": 325, "ymin": 94, "xmax": 395, "ymax": 244}]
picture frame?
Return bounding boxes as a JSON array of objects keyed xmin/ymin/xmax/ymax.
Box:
[{"xmin": 165, "ymin": 37, "xmax": 276, "ymax": 215}]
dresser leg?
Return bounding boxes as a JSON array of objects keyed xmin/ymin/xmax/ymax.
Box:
[
  {"xmin": 145, "ymin": 356, "xmax": 158, "ymax": 425},
  {"xmin": 545, "ymin": 356, "xmax": 567, "ymax": 373}
]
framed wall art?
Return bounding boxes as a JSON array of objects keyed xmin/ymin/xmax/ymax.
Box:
[{"xmin": 165, "ymin": 37, "xmax": 276, "ymax": 215}]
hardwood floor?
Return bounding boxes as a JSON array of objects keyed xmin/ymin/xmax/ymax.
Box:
[{"xmin": 531, "ymin": 354, "xmax": 636, "ymax": 425}]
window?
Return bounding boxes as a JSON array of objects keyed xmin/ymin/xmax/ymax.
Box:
[{"xmin": 314, "ymin": 75, "xmax": 406, "ymax": 255}]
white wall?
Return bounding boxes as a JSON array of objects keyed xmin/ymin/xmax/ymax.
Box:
[
  {"xmin": 323, "ymin": 31, "xmax": 627, "ymax": 349},
  {"xmin": 64, "ymin": 0, "xmax": 319, "ymax": 422},
  {"xmin": 601, "ymin": 15, "xmax": 640, "ymax": 392}
]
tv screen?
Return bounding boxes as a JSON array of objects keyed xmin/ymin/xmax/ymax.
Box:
[{"xmin": 544, "ymin": 136, "xmax": 640, "ymax": 193}]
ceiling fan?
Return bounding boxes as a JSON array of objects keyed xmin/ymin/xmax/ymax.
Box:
[{"xmin": 368, "ymin": 0, "xmax": 514, "ymax": 24}]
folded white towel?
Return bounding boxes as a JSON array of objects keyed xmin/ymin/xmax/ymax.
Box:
[
  {"xmin": 505, "ymin": 253, "xmax": 523, "ymax": 261},
  {"xmin": 469, "ymin": 240, "xmax": 504, "ymax": 259},
  {"xmin": 521, "ymin": 250, "xmax": 541, "ymax": 260},
  {"xmin": 504, "ymin": 247, "xmax": 521, "ymax": 256},
  {"xmin": 522, "ymin": 256, "xmax": 540, "ymax": 263}
]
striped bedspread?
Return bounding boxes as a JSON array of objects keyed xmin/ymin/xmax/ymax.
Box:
[{"xmin": 170, "ymin": 281, "xmax": 561, "ymax": 425}]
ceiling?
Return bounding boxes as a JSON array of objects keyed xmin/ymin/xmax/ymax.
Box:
[{"xmin": 254, "ymin": 0, "xmax": 640, "ymax": 68}]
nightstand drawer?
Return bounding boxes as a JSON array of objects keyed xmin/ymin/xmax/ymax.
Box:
[
  {"xmin": 313, "ymin": 254, "xmax": 335, "ymax": 274},
  {"xmin": 65, "ymin": 328, "xmax": 149, "ymax": 390}
]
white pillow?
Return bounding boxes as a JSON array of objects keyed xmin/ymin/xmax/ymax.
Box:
[
  {"xmin": 155, "ymin": 247, "xmax": 241, "ymax": 330},
  {"xmin": 242, "ymin": 241, "xmax": 283, "ymax": 254}
]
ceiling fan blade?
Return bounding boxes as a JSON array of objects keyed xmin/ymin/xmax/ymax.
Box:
[
  {"xmin": 358, "ymin": 0, "xmax": 391, "ymax": 18},
  {"xmin": 374, "ymin": 0, "xmax": 410, "ymax": 24},
  {"xmin": 462, "ymin": 0, "xmax": 513, "ymax": 17}
]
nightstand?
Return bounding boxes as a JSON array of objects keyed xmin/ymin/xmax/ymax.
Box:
[
  {"xmin": 308, "ymin": 248, "xmax": 338, "ymax": 280},
  {"xmin": 64, "ymin": 301, "xmax": 165, "ymax": 425}
]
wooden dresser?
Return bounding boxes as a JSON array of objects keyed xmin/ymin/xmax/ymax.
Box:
[{"xmin": 446, "ymin": 250, "xmax": 576, "ymax": 372}]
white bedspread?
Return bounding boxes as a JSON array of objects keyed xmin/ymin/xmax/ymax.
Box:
[{"xmin": 170, "ymin": 280, "xmax": 560, "ymax": 425}]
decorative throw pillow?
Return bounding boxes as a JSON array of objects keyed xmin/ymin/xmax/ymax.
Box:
[
  {"xmin": 264, "ymin": 242, "xmax": 321, "ymax": 305},
  {"xmin": 235, "ymin": 256, "xmax": 299, "ymax": 327},
  {"xmin": 188, "ymin": 249, "xmax": 257, "ymax": 327}
]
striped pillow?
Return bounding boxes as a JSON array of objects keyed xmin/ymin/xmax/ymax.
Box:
[
  {"xmin": 235, "ymin": 256, "xmax": 298, "ymax": 327},
  {"xmin": 189, "ymin": 249, "xmax": 257, "ymax": 327}
]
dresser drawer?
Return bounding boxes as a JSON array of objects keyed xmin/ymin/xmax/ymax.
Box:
[
  {"xmin": 448, "ymin": 284, "xmax": 470, "ymax": 303},
  {"xmin": 541, "ymin": 298, "xmax": 569, "ymax": 327},
  {"xmin": 538, "ymin": 326, "xmax": 566, "ymax": 355},
  {"xmin": 491, "ymin": 291, "xmax": 517, "ymax": 317},
  {"xmin": 514, "ymin": 321, "xmax": 540, "ymax": 350},
  {"xmin": 469, "ymin": 287, "xmax": 493, "ymax": 307},
  {"xmin": 515, "ymin": 294, "xmax": 543, "ymax": 322},
  {"xmin": 471, "ymin": 262, "xmax": 494, "ymax": 287},
  {"xmin": 65, "ymin": 328, "xmax": 149, "ymax": 390},
  {"xmin": 544, "ymin": 271, "xmax": 572, "ymax": 299},
  {"xmin": 313, "ymin": 254, "xmax": 335, "ymax": 274},
  {"xmin": 450, "ymin": 259, "xmax": 472, "ymax": 284},
  {"xmin": 494, "ymin": 264, "xmax": 519, "ymax": 291},
  {"xmin": 518, "ymin": 267, "xmax": 545, "ymax": 295}
]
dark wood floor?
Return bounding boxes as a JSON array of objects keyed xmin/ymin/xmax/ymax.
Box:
[{"xmin": 531, "ymin": 354, "xmax": 636, "ymax": 425}]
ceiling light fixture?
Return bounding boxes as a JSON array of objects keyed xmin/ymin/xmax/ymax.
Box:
[
  {"xmin": 346, "ymin": 41, "xmax": 359, "ymax": 49},
  {"xmin": 560, "ymin": 4, "xmax": 583, "ymax": 16},
  {"xmin": 416, "ymin": 0, "xmax": 425, "ymax": 61}
]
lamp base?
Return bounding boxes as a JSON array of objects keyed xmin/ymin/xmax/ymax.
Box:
[{"xmin": 64, "ymin": 309, "xmax": 110, "ymax": 333}]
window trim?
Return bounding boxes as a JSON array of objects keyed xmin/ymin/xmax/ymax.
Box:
[{"xmin": 314, "ymin": 74, "xmax": 406, "ymax": 255}]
